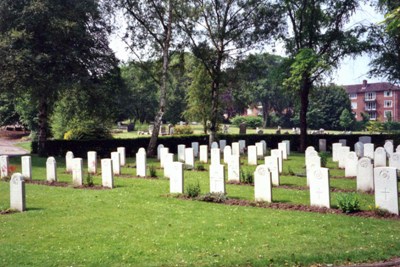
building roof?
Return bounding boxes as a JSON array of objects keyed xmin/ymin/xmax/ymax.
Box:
[{"xmin": 344, "ymin": 80, "xmax": 400, "ymax": 94}]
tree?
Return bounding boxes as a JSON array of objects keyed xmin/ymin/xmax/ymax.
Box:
[
  {"xmin": 177, "ymin": 0, "xmax": 284, "ymax": 145},
  {"xmin": 339, "ymin": 107, "xmax": 355, "ymax": 131},
  {"xmin": 0, "ymin": 0, "xmax": 118, "ymax": 155},
  {"xmin": 114, "ymin": 0, "xmax": 177, "ymax": 156},
  {"xmin": 282, "ymin": 0, "xmax": 367, "ymax": 151}
]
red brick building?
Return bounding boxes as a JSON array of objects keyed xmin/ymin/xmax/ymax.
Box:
[{"xmin": 344, "ymin": 80, "xmax": 400, "ymax": 122}]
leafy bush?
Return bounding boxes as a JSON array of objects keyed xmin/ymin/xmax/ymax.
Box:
[
  {"xmin": 64, "ymin": 125, "xmax": 112, "ymax": 140},
  {"xmin": 186, "ymin": 181, "xmax": 201, "ymax": 198},
  {"xmin": 174, "ymin": 125, "xmax": 193, "ymax": 135},
  {"xmin": 197, "ymin": 192, "xmax": 227, "ymax": 203},
  {"xmin": 231, "ymin": 115, "xmax": 263, "ymax": 129},
  {"xmin": 86, "ymin": 173, "xmax": 94, "ymax": 187},
  {"xmin": 149, "ymin": 165, "xmax": 157, "ymax": 178},
  {"xmin": 336, "ymin": 193, "xmax": 360, "ymax": 213},
  {"xmin": 319, "ymin": 152, "xmax": 329, "ymax": 167},
  {"xmin": 240, "ymin": 169, "xmax": 253, "ymax": 184}
]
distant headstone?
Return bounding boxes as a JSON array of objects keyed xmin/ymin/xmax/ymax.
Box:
[
  {"xmin": 170, "ymin": 162, "xmax": 184, "ymax": 194},
  {"xmin": 319, "ymin": 139, "xmax": 326, "ymax": 152},
  {"xmin": 374, "ymin": 147, "xmax": 387, "ymax": 167},
  {"xmin": 117, "ymin": 147, "xmax": 126, "ymax": 166},
  {"xmin": 0, "ymin": 155, "xmax": 9, "ymax": 178},
  {"xmin": 211, "ymin": 148, "xmax": 221, "ymax": 165},
  {"xmin": 136, "ymin": 148, "xmax": 147, "ymax": 177},
  {"xmin": 211, "ymin": 142, "xmax": 219, "ymax": 149},
  {"xmin": 374, "ymin": 167, "xmax": 399, "ymax": 215},
  {"xmin": 389, "ymin": 152, "xmax": 400, "ymax": 170},
  {"xmin": 101, "ymin": 159, "xmax": 114, "ymax": 188},
  {"xmin": 239, "ymin": 122, "xmax": 247, "ymax": 134},
  {"xmin": 46, "ymin": 157, "xmax": 57, "ymax": 182},
  {"xmin": 282, "ymin": 140, "xmax": 290, "ymax": 155},
  {"xmin": 184, "ymin": 148, "xmax": 194, "ymax": 170},
  {"xmin": 177, "ymin": 144, "xmax": 186, "ymax": 162},
  {"xmin": 191, "ymin": 142, "xmax": 199, "ymax": 158},
  {"xmin": 248, "ymin": 145, "xmax": 258, "ymax": 165},
  {"xmin": 332, "ymin": 143, "xmax": 342, "ymax": 162},
  {"xmin": 163, "ymin": 153, "xmax": 174, "ymax": 178},
  {"xmin": 168, "ymin": 124, "xmax": 174, "ymax": 135},
  {"xmin": 10, "ymin": 173, "xmax": 25, "ymax": 211},
  {"xmin": 72, "ymin": 158, "xmax": 83, "ymax": 186},
  {"xmin": 364, "ymin": 143, "xmax": 375, "ymax": 160},
  {"xmin": 354, "ymin": 142, "xmax": 364, "ymax": 158},
  {"xmin": 111, "ymin": 152, "xmax": 121, "ymax": 175},
  {"xmin": 255, "ymin": 142, "xmax": 264, "ymax": 159},
  {"xmin": 356, "ymin": 157, "xmax": 373, "ymax": 192},
  {"xmin": 160, "ymin": 147, "xmax": 169, "ymax": 168},
  {"xmin": 65, "ymin": 151, "xmax": 74, "ymax": 173},
  {"xmin": 157, "ymin": 144, "xmax": 164, "ymax": 160},
  {"xmin": 209, "ymin": 164, "xmax": 225, "ymax": 194},
  {"xmin": 254, "ymin": 165, "xmax": 272, "ymax": 202},
  {"xmin": 338, "ymin": 146, "xmax": 350, "ymax": 169},
  {"xmin": 278, "ymin": 143, "xmax": 287, "ymax": 160},
  {"xmin": 199, "ymin": 145, "xmax": 208, "ymax": 163},
  {"xmin": 21, "ymin": 156, "xmax": 32, "ymax": 180},
  {"xmin": 232, "ymin": 142, "xmax": 240, "ymax": 156},
  {"xmin": 160, "ymin": 125, "xmax": 167, "ymax": 135},
  {"xmin": 309, "ymin": 167, "xmax": 330, "ymax": 208},
  {"xmin": 306, "ymin": 155, "xmax": 321, "ymax": 186},
  {"xmin": 260, "ymin": 140, "xmax": 267, "ymax": 155},
  {"xmin": 265, "ymin": 156, "xmax": 279, "ymax": 186},
  {"xmin": 148, "ymin": 125, "xmax": 154, "ymax": 134},
  {"xmin": 223, "ymin": 145, "xmax": 232, "ymax": 164},
  {"xmin": 87, "ymin": 151, "xmax": 97, "ymax": 174},
  {"xmin": 219, "ymin": 140, "xmax": 227, "ymax": 151},
  {"xmin": 239, "ymin": 140, "xmax": 246, "ymax": 155},
  {"xmin": 345, "ymin": 152, "xmax": 358, "ymax": 177},
  {"xmin": 339, "ymin": 139, "xmax": 347, "ymax": 146},
  {"xmin": 228, "ymin": 155, "xmax": 240, "ymax": 182},
  {"xmin": 359, "ymin": 136, "xmax": 372, "ymax": 144},
  {"xmin": 270, "ymin": 149, "xmax": 283, "ymax": 173},
  {"xmin": 384, "ymin": 141, "xmax": 394, "ymax": 158}
]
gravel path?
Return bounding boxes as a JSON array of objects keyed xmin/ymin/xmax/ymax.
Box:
[{"xmin": 0, "ymin": 138, "xmax": 29, "ymax": 156}]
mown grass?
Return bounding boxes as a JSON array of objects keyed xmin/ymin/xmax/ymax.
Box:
[{"xmin": 0, "ymin": 152, "xmax": 400, "ymax": 266}]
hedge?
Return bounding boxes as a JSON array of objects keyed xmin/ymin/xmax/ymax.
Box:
[{"xmin": 32, "ymin": 133, "xmax": 400, "ymax": 158}]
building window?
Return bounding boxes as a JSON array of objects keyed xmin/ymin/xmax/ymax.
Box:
[
  {"xmin": 349, "ymin": 93, "xmax": 357, "ymax": 99},
  {"xmin": 365, "ymin": 92, "xmax": 376, "ymax": 100},
  {"xmin": 384, "ymin": 90, "xmax": 392, "ymax": 97},
  {"xmin": 351, "ymin": 102, "xmax": 357, "ymax": 109},
  {"xmin": 365, "ymin": 102, "xmax": 376, "ymax": 111},
  {"xmin": 384, "ymin": 110, "xmax": 393, "ymax": 119},
  {"xmin": 368, "ymin": 112, "xmax": 377, "ymax": 120},
  {"xmin": 384, "ymin": 100, "xmax": 393, "ymax": 107}
]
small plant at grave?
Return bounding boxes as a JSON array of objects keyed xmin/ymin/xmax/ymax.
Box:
[
  {"xmin": 240, "ymin": 169, "xmax": 253, "ymax": 184},
  {"xmin": 288, "ymin": 166, "xmax": 295, "ymax": 176},
  {"xmin": 185, "ymin": 181, "xmax": 201, "ymax": 198},
  {"xmin": 368, "ymin": 205, "xmax": 391, "ymax": 217},
  {"xmin": 149, "ymin": 165, "xmax": 157, "ymax": 178},
  {"xmin": 195, "ymin": 163, "xmax": 206, "ymax": 171},
  {"xmin": 1, "ymin": 165, "xmax": 17, "ymax": 181},
  {"xmin": 319, "ymin": 152, "xmax": 329, "ymax": 167},
  {"xmin": 336, "ymin": 193, "xmax": 360, "ymax": 213},
  {"xmin": 197, "ymin": 192, "xmax": 227, "ymax": 203},
  {"xmin": 86, "ymin": 173, "xmax": 94, "ymax": 187}
]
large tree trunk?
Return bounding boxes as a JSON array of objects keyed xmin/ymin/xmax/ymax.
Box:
[
  {"xmin": 299, "ymin": 77, "xmax": 312, "ymax": 152},
  {"xmin": 209, "ymin": 52, "xmax": 223, "ymax": 146},
  {"xmin": 37, "ymin": 95, "xmax": 48, "ymax": 157},
  {"xmin": 147, "ymin": 1, "xmax": 172, "ymax": 157}
]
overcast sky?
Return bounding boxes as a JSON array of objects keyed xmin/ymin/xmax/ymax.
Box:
[{"xmin": 109, "ymin": 3, "xmax": 385, "ymax": 86}]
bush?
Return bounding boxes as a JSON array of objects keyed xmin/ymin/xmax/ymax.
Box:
[
  {"xmin": 174, "ymin": 125, "xmax": 193, "ymax": 135},
  {"xmin": 240, "ymin": 169, "xmax": 254, "ymax": 184},
  {"xmin": 86, "ymin": 173, "xmax": 94, "ymax": 187},
  {"xmin": 197, "ymin": 192, "xmax": 227, "ymax": 203},
  {"xmin": 64, "ymin": 126, "xmax": 112, "ymax": 140},
  {"xmin": 319, "ymin": 152, "xmax": 329, "ymax": 167},
  {"xmin": 195, "ymin": 163, "xmax": 206, "ymax": 171},
  {"xmin": 336, "ymin": 193, "xmax": 360, "ymax": 213},
  {"xmin": 231, "ymin": 115, "xmax": 263, "ymax": 129},
  {"xmin": 149, "ymin": 165, "xmax": 157, "ymax": 178},
  {"xmin": 186, "ymin": 181, "xmax": 201, "ymax": 198}
]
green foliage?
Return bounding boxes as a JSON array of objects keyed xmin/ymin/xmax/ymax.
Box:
[
  {"xmin": 174, "ymin": 125, "xmax": 193, "ymax": 135},
  {"xmin": 197, "ymin": 192, "xmax": 227, "ymax": 203},
  {"xmin": 231, "ymin": 116, "xmax": 263, "ymax": 129},
  {"xmin": 240, "ymin": 169, "xmax": 254, "ymax": 184},
  {"xmin": 185, "ymin": 181, "xmax": 201, "ymax": 198},
  {"xmin": 336, "ymin": 193, "xmax": 360, "ymax": 213},
  {"xmin": 86, "ymin": 173, "xmax": 94, "ymax": 187},
  {"xmin": 319, "ymin": 152, "xmax": 329, "ymax": 167},
  {"xmin": 195, "ymin": 163, "xmax": 206, "ymax": 171},
  {"xmin": 366, "ymin": 121, "xmax": 384, "ymax": 134},
  {"xmin": 339, "ymin": 109, "xmax": 355, "ymax": 130},
  {"xmin": 149, "ymin": 165, "xmax": 157, "ymax": 178},
  {"xmin": 63, "ymin": 126, "xmax": 112, "ymax": 141}
]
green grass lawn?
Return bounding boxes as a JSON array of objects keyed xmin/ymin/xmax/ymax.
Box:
[{"xmin": 1, "ymin": 152, "xmax": 400, "ymax": 266}]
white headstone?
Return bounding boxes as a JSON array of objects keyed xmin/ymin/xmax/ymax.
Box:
[
  {"xmin": 254, "ymin": 165, "xmax": 272, "ymax": 202},
  {"xmin": 265, "ymin": 156, "xmax": 279, "ymax": 186},
  {"xmin": 111, "ymin": 152, "xmax": 121, "ymax": 175},
  {"xmin": 211, "ymin": 148, "xmax": 221, "ymax": 165},
  {"xmin": 239, "ymin": 140, "xmax": 246, "ymax": 155},
  {"xmin": 271, "ymin": 149, "xmax": 283, "ymax": 173},
  {"xmin": 0, "ymin": 155, "xmax": 9, "ymax": 178},
  {"xmin": 177, "ymin": 144, "xmax": 186, "ymax": 162},
  {"xmin": 260, "ymin": 141, "xmax": 267, "ymax": 155},
  {"xmin": 359, "ymin": 136, "xmax": 372, "ymax": 144},
  {"xmin": 282, "ymin": 140, "xmax": 290, "ymax": 155},
  {"xmin": 184, "ymin": 148, "xmax": 194, "ymax": 169},
  {"xmin": 319, "ymin": 139, "xmax": 326, "ymax": 152},
  {"xmin": 247, "ymin": 145, "xmax": 258, "ymax": 165},
  {"xmin": 338, "ymin": 146, "xmax": 350, "ymax": 169},
  {"xmin": 219, "ymin": 140, "xmax": 227, "ymax": 151},
  {"xmin": 396, "ymin": 145, "xmax": 400, "ymax": 153},
  {"xmin": 65, "ymin": 151, "xmax": 74, "ymax": 173},
  {"xmin": 332, "ymin": 143, "xmax": 342, "ymax": 162},
  {"xmin": 356, "ymin": 157, "xmax": 373, "ymax": 192},
  {"xmin": 101, "ymin": 159, "xmax": 114, "ymax": 188},
  {"xmin": 157, "ymin": 144, "xmax": 164, "ymax": 160},
  {"xmin": 87, "ymin": 151, "xmax": 97, "ymax": 174},
  {"xmin": 232, "ymin": 142, "xmax": 240, "ymax": 157},
  {"xmin": 354, "ymin": 142, "xmax": 364, "ymax": 158},
  {"xmin": 10, "ymin": 173, "xmax": 25, "ymax": 211},
  {"xmin": 384, "ymin": 141, "xmax": 394, "ymax": 158},
  {"xmin": 199, "ymin": 145, "xmax": 208, "ymax": 163},
  {"xmin": 345, "ymin": 152, "xmax": 358, "ymax": 177},
  {"xmin": 374, "ymin": 147, "xmax": 386, "ymax": 168},
  {"xmin": 191, "ymin": 142, "xmax": 199, "ymax": 158},
  {"xmin": 223, "ymin": 145, "xmax": 232, "ymax": 164},
  {"xmin": 211, "ymin": 142, "xmax": 219, "ymax": 149},
  {"xmin": 21, "ymin": 156, "xmax": 32, "ymax": 180},
  {"xmin": 374, "ymin": 167, "xmax": 399, "ymax": 215},
  {"xmin": 306, "ymin": 155, "xmax": 321, "ymax": 186},
  {"xmin": 389, "ymin": 152, "xmax": 400, "ymax": 170},
  {"xmin": 309, "ymin": 167, "xmax": 330, "ymax": 208},
  {"xmin": 228, "ymin": 155, "xmax": 240, "ymax": 182},
  {"xmin": 46, "ymin": 157, "xmax": 57, "ymax": 182},
  {"xmin": 170, "ymin": 162, "xmax": 184, "ymax": 194},
  {"xmin": 136, "ymin": 149, "xmax": 147, "ymax": 177},
  {"xmin": 305, "ymin": 146, "xmax": 316, "ymax": 165},
  {"xmin": 210, "ymin": 164, "xmax": 225, "ymax": 194},
  {"xmin": 364, "ymin": 143, "xmax": 375, "ymax": 160},
  {"xmin": 306, "ymin": 150, "xmax": 319, "ymax": 170},
  {"xmin": 255, "ymin": 142, "xmax": 264, "ymax": 159},
  {"xmin": 72, "ymin": 158, "xmax": 83, "ymax": 186},
  {"xmin": 278, "ymin": 143, "xmax": 288, "ymax": 160},
  {"xmin": 339, "ymin": 139, "xmax": 347, "ymax": 146},
  {"xmin": 117, "ymin": 147, "xmax": 126, "ymax": 166},
  {"xmin": 164, "ymin": 153, "xmax": 174, "ymax": 178},
  {"xmin": 160, "ymin": 147, "xmax": 169, "ymax": 168}
]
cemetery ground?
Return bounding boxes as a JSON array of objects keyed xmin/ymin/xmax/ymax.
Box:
[{"xmin": 1, "ymin": 154, "xmax": 400, "ymax": 266}]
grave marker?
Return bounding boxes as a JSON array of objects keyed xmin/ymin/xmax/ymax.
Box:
[
  {"xmin": 72, "ymin": 158, "xmax": 83, "ymax": 186},
  {"xmin": 282, "ymin": 140, "xmax": 290, "ymax": 155},
  {"xmin": 117, "ymin": 147, "xmax": 126, "ymax": 166},
  {"xmin": 374, "ymin": 147, "xmax": 386, "ymax": 167},
  {"xmin": 374, "ymin": 167, "xmax": 399, "ymax": 215},
  {"xmin": 254, "ymin": 165, "xmax": 272, "ymax": 202},
  {"xmin": 384, "ymin": 141, "xmax": 394, "ymax": 158},
  {"xmin": 46, "ymin": 157, "xmax": 57, "ymax": 182},
  {"xmin": 184, "ymin": 148, "xmax": 194, "ymax": 169},
  {"xmin": 101, "ymin": 159, "xmax": 114, "ymax": 188},
  {"xmin": 356, "ymin": 157, "xmax": 373, "ymax": 192},
  {"xmin": 338, "ymin": 146, "xmax": 350, "ymax": 169},
  {"xmin": 191, "ymin": 142, "xmax": 199, "ymax": 158},
  {"xmin": 157, "ymin": 144, "xmax": 164, "ymax": 160},
  {"xmin": 0, "ymin": 155, "xmax": 9, "ymax": 178},
  {"xmin": 270, "ymin": 149, "xmax": 283, "ymax": 173},
  {"xmin": 199, "ymin": 145, "xmax": 208, "ymax": 163},
  {"xmin": 332, "ymin": 143, "xmax": 342, "ymax": 162},
  {"xmin": 345, "ymin": 152, "xmax": 358, "ymax": 177},
  {"xmin": 10, "ymin": 173, "xmax": 25, "ymax": 211},
  {"xmin": 265, "ymin": 156, "xmax": 279, "ymax": 186},
  {"xmin": 319, "ymin": 139, "xmax": 326, "ymax": 152},
  {"xmin": 232, "ymin": 142, "xmax": 240, "ymax": 157},
  {"xmin": 177, "ymin": 144, "xmax": 186, "ymax": 162},
  {"xmin": 228, "ymin": 155, "xmax": 240, "ymax": 182},
  {"xmin": 170, "ymin": 162, "xmax": 184, "ymax": 194},
  {"xmin": 223, "ymin": 145, "xmax": 232, "ymax": 164},
  {"xmin": 359, "ymin": 136, "xmax": 372, "ymax": 144},
  {"xmin": 160, "ymin": 147, "xmax": 169, "ymax": 168},
  {"xmin": 210, "ymin": 164, "xmax": 225, "ymax": 194},
  {"xmin": 248, "ymin": 145, "xmax": 258, "ymax": 165},
  {"xmin": 87, "ymin": 151, "xmax": 97, "ymax": 174},
  {"xmin": 278, "ymin": 143, "xmax": 288, "ymax": 160},
  {"xmin": 111, "ymin": 152, "xmax": 121, "ymax": 175},
  {"xmin": 219, "ymin": 140, "xmax": 227, "ymax": 151},
  {"xmin": 136, "ymin": 149, "xmax": 147, "ymax": 177},
  {"xmin": 309, "ymin": 167, "xmax": 330, "ymax": 208},
  {"xmin": 364, "ymin": 143, "xmax": 375, "ymax": 160},
  {"xmin": 21, "ymin": 156, "xmax": 32, "ymax": 180},
  {"xmin": 239, "ymin": 140, "xmax": 246, "ymax": 155},
  {"xmin": 65, "ymin": 151, "xmax": 74, "ymax": 173},
  {"xmin": 164, "ymin": 153, "xmax": 174, "ymax": 178},
  {"xmin": 354, "ymin": 141, "xmax": 364, "ymax": 158}
]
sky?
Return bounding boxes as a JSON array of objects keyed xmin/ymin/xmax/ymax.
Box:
[{"xmin": 109, "ymin": 3, "xmax": 385, "ymax": 86}]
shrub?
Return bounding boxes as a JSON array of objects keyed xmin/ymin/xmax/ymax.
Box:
[
  {"xmin": 319, "ymin": 152, "xmax": 329, "ymax": 167},
  {"xmin": 195, "ymin": 163, "xmax": 206, "ymax": 171},
  {"xmin": 149, "ymin": 165, "xmax": 157, "ymax": 178},
  {"xmin": 186, "ymin": 181, "xmax": 201, "ymax": 198},
  {"xmin": 231, "ymin": 115, "xmax": 263, "ymax": 129},
  {"xmin": 64, "ymin": 126, "xmax": 112, "ymax": 140},
  {"xmin": 240, "ymin": 169, "xmax": 253, "ymax": 184},
  {"xmin": 174, "ymin": 125, "xmax": 193, "ymax": 135},
  {"xmin": 197, "ymin": 192, "xmax": 227, "ymax": 203},
  {"xmin": 336, "ymin": 193, "xmax": 360, "ymax": 213},
  {"xmin": 86, "ymin": 173, "xmax": 94, "ymax": 187}
]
